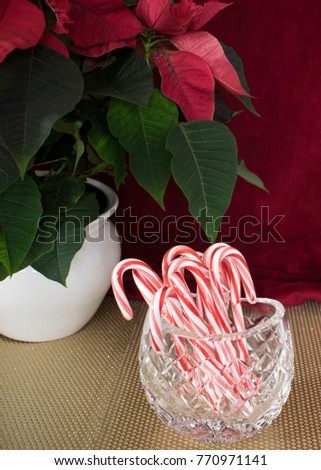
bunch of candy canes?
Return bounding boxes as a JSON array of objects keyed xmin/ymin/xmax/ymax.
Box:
[{"xmin": 112, "ymin": 243, "xmax": 260, "ymax": 412}]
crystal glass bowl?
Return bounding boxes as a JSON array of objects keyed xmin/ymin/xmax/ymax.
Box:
[{"xmin": 139, "ymin": 298, "xmax": 294, "ymax": 443}]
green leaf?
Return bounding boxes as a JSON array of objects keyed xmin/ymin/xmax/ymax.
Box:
[
  {"xmin": 166, "ymin": 121, "xmax": 238, "ymax": 242},
  {"xmin": 21, "ymin": 175, "xmax": 87, "ymax": 270},
  {"xmin": 0, "ymin": 262, "xmax": 9, "ymax": 282},
  {"xmin": 220, "ymin": 42, "xmax": 260, "ymax": 116},
  {"xmin": 73, "ymin": 99, "xmax": 101, "ymax": 122},
  {"xmin": 0, "ymin": 175, "xmax": 43, "ymax": 274},
  {"xmin": 88, "ymin": 120, "xmax": 126, "ymax": 188},
  {"xmin": 21, "ymin": 210, "xmax": 57, "ymax": 269},
  {"xmin": 74, "ymin": 139, "xmax": 85, "ymax": 171},
  {"xmin": 41, "ymin": 174, "xmax": 86, "ymax": 209},
  {"xmin": 214, "ymin": 94, "xmax": 241, "ymax": 124},
  {"xmin": 21, "ymin": 192, "xmax": 59, "ymax": 269},
  {"xmin": 108, "ymin": 90, "xmax": 178, "ymax": 207},
  {"xmin": 53, "ymin": 119, "xmax": 85, "ymax": 172},
  {"xmin": 84, "ymin": 50, "xmax": 153, "ymax": 106},
  {"xmin": 41, "ymin": 0, "xmax": 59, "ymax": 30},
  {"xmin": 238, "ymin": 159, "xmax": 268, "ymax": 192},
  {"xmin": 75, "ymin": 100, "xmax": 127, "ymax": 187},
  {"xmin": 32, "ymin": 192, "xmax": 99, "ymax": 285},
  {"xmin": 43, "ymin": 129, "xmax": 63, "ymax": 148},
  {"xmin": 0, "ymin": 45, "xmax": 84, "ymax": 177},
  {"xmin": 0, "ymin": 145, "xmax": 19, "ymax": 193},
  {"xmin": 53, "ymin": 119, "xmax": 83, "ymax": 136}
]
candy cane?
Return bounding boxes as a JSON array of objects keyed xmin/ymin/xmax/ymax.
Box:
[
  {"xmin": 207, "ymin": 245, "xmax": 256, "ymax": 303},
  {"xmin": 166, "ymin": 257, "xmax": 232, "ymax": 333},
  {"xmin": 149, "ymin": 288, "xmax": 228, "ymax": 408},
  {"xmin": 112, "ymin": 244, "xmax": 260, "ymax": 412},
  {"xmin": 167, "ymin": 271, "xmax": 211, "ymax": 337},
  {"xmin": 163, "ymin": 257, "xmax": 242, "ymax": 374},
  {"xmin": 132, "ymin": 270, "xmax": 160, "ymax": 306},
  {"xmin": 203, "ymin": 243, "xmax": 232, "ymax": 299},
  {"xmin": 163, "ymin": 247, "xmax": 232, "ymax": 332},
  {"xmin": 162, "ymin": 282, "xmax": 248, "ymax": 396},
  {"xmin": 164, "ymin": 258, "xmax": 208, "ymax": 318},
  {"xmin": 162, "ymin": 245, "xmax": 201, "ymax": 278},
  {"xmin": 163, "ymin": 253, "xmax": 250, "ymax": 382},
  {"xmin": 149, "ymin": 286, "xmax": 170, "ymax": 352},
  {"xmin": 162, "ymin": 317, "xmax": 252, "ymax": 410},
  {"xmin": 165, "ymin": 296, "xmax": 189, "ymax": 329},
  {"xmin": 163, "ymin": 250, "xmax": 205, "ymax": 323},
  {"xmin": 210, "ymin": 247, "xmax": 256, "ymax": 330},
  {"xmin": 158, "ymin": 282, "xmax": 231, "ymax": 372},
  {"xmin": 111, "ymin": 259, "xmax": 162, "ymax": 320},
  {"xmin": 205, "ymin": 245, "xmax": 256, "ymax": 361},
  {"xmin": 189, "ymin": 338, "xmax": 252, "ymax": 411}
]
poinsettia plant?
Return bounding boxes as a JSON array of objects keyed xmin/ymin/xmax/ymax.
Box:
[{"xmin": 0, "ymin": 0, "xmax": 264, "ymax": 285}]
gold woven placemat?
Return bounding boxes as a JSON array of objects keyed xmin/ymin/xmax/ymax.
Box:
[{"xmin": 1, "ymin": 298, "xmax": 321, "ymax": 450}]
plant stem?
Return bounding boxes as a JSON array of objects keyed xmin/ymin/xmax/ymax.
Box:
[
  {"xmin": 142, "ymin": 32, "xmax": 165, "ymax": 64},
  {"xmin": 33, "ymin": 157, "xmax": 68, "ymax": 168}
]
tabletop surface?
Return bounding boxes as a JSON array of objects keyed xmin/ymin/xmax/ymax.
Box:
[{"xmin": 1, "ymin": 297, "xmax": 321, "ymax": 450}]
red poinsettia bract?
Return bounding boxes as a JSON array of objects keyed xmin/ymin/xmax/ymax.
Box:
[
  {"xmin": 67, "ymin": 0, "xmax": 144, "ymax": 56},
  {"xmin": 0, "ymin": 0, "xmax": 45, "ymax": 62},
  {"xmin": 0, "ymin": 0, "xmax": 71, "ymax": 61},
  {"xmin": 40, "ymin": 31, "xmax": 69, "ymax": 58},
  {"xmin": 137, "ymin": 0, "xmax": 248, "ymax": 121},
  {"xmin": 136, "ymin": 0, "xmax": 229, "ymax": 36},
  {"xmin": 45, "ymin": 0, "xmax": 72, "ymax": 34},
  {"xmin": 0, "ymin": 0, "xmax": 250, "ymax": 124}
]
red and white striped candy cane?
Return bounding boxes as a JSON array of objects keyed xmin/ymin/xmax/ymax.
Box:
[
  {"xmin": 149, "ymin": 284, "xmax": 200, "ymax": 352},
  {"xmin": 165, "ymin": 296, "xmax": 189, "ymax": 329},
  {"xmin": 205, "ymin": 245, "xmax": 256, "ymax": 361},
  {"xmin": 210, "ymin": 248, "xmax": 256, "ymax": 333},
  {"xmin": 187, "ymin": 337, "xmax": 253, "ymax": 413},
  {"xmin": 161, "ymin": 315, "xmax": 257, "ymax": 412},
  {"xmin": 160, "ymin": 311, "xmax": 250, "ymax": 411},
  {"xmin": 164, "ymin": 257, "xmax": 208, "ymax": 320},
  {"xmin": 111, "ymin": 259, "xmax": 162, "ymax": 320},
  {"xmin": 203, "ymin": 243, "xmax": 231, "ymax": 299},
  {"xmin": 164, "ymin": 255, "xmax": 231, "ymax": 336},
  {"xmin": 149, "ymin": 286, "xmax": 171, "ymax": 352},
  {"xmin": 206, "ymin": 245, "xmax": 256, "ymax": 304},
  {"xmin": 162, "ymin": 245, "xmax": 201, "ymax": 279},
  {"xmin": 230, "ymin": 257, "xmax": 256, "ymax": 303},
  {"xmin": 163, "ymin": 280, "xmax": 246, "ymax": 393},
  {"xmin": 132, "ymin": 270, "xmax": 160, "ymax": 306},
  {"xmin": 167, "ymin": 271, "xmax": 211, "ymax": 337},
  {"xmin": 163, "ymin": 251, "xmax": 205, "ymax": 323},
  {"xmin": 163, "ymin": 256, "xmax": 248, "ymax": 382},
  {"xmin": 112, "ymin": 244, "xmax": 259, "ymax": 412},
  {"xmin": 149, "ymin": 287, "xmax": 217, "ymax": 400}
]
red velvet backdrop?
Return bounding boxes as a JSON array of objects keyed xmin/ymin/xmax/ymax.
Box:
[{"xmin": 106, "ymin": 0, "xmax": 321, "ymax": 306}]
